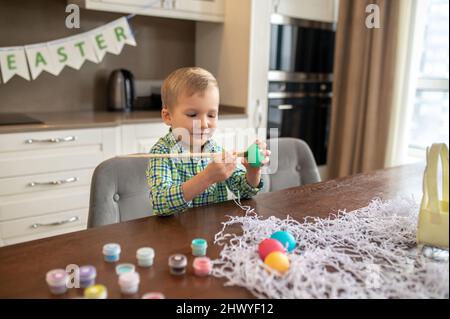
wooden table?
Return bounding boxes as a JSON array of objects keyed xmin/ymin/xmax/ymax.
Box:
[{"xmin": 0, "ymin": 164, "xmax": 424, "ymax": 299}]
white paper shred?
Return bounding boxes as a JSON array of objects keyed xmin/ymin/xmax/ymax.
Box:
[{"xmin": 212, "ymin": 197, "xmax": 449, "ymax": 299}]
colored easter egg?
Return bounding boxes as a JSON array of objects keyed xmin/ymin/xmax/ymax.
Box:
[
  {"xmin": 264, "ymin": 251, "xmax": 290, "ymax": 274},
  {"xmin": 245, "ymin": 143, "xmax": 265, "ymax": 168},
  {"xmin": 258, "ymin": 238, "xmax": 286, "ymax": 260},
  {"xmin": 271, "ymin": 231, "xmax": 296, "ymax": 252}
]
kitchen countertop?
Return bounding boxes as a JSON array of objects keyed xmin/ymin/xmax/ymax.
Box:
[{"xmin": 0, "ymin": 106, "xmax": 247, "ymax": 134}]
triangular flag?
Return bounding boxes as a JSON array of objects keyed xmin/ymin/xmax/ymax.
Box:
[
  {"xmin": 0, "ymin": 46, "xmax": 30, "ymax": 83},
  {"xmin": 47, "ymin": 38, "xmax": 69, "ymax": 76},
  {"xmin": 25, "ymin": 43, "xmax": 57, "ymax": 79},
  {"xmin": 108, "ymin": 17, "xmax": 137, "ymax": 53},
  {"xmin": 70, "ymin": 34, "xmax": 99, "ymax": 65}
]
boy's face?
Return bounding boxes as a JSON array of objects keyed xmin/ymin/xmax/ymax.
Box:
[{"xmin": 162, "ymin": 85, "xmax": 219, "ymax": 147}]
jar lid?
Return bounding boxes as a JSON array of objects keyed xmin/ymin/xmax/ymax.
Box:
[
  {"xmin": 118, "ymin": 272, "xmax": 140, "ymax": 287},
  {"xmin": 142, "ymin": 292, "xmax": 165, "ymax": 299},
  {"xmin": 103, "ymin": 243, "xmax": 121, "ymax": 255},
  {"xmin": 46, "ymin": 269, "xmax": 68, "ymax": 286},
  {"xmin": 84, "ymin": 284, "xmax": 107, "ymax": 299},
  {"xmin": 136, "ymin": 247, "xmax": 155, "ymax": 260},
  {"xmin": 115, "ymin": 263, "xmax": 136, "ymax": 275},
  {"xmin": 191, "ymin": 238, "xmax": 207, "ymax": 248},
  {"xmin": 79, "ymin": 265, "xmax": 97, "ymax": 280},
  {"xmin": 168, "ymin": 254, "xmax": 187, "ymax": 268}
]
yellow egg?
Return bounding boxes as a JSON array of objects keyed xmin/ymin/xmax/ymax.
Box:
[{"xmin": 264, "ymin": 251, "xmax": 290, "ymax": 274}]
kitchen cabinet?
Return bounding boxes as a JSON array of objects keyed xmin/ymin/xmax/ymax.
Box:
[
  {"xmin": 0, "ymin": 127, "xmax": 118, "ymax": 246},
  {"xmin": 0, "ymin": 116, "xmax": 249, "ymax": 246},
  {"xmin": 196, "ymin": 0, "xmax": 272, "ymax": 140},
  {"xmin": 273, "ymin": 0, "xmax": 339, "ymax": 23},
  {"xmin": 69, "ymin": 0, "xmax": 225, "ymax": 22}
]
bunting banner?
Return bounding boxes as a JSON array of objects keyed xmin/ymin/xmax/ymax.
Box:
[{"xmin": 0, "ymin": 17, "xmax": 136, "ymax": 84}]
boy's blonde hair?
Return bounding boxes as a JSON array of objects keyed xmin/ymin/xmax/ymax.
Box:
[{"xmin": 161, "ymin": 67, "xmax": 218, "ymax": 109}]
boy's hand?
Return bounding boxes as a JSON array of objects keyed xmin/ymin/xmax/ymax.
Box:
[
  {"xmin": 242, "ymin": 139, "xmax": 271, "ymax": 187},
  {"xmin": 204, "ymin": 151, "xmax": 237, "ymax": 184}
]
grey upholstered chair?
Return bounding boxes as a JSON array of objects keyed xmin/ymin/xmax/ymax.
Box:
[
  {"xmin": 88, "ymin": 138, "xmax": 319, "ymax": 227},
  {"xmin": 88, "ymin": 157, "xmax": 152, "ymax": 228},
  {"xmin": 261, "ymin": 138, "xmax": 320, "ymax": 192}
]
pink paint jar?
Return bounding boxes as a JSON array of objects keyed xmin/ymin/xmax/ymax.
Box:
[
  {"xmin": 118, "ymin": 271, "xmax": 140, "ymax": 295},
  {"xmin": 193, "ymin": 257, "xmax": 212, "ymax": 276},
  {"xmin": 46, "ymin": 269, "xmax": 68, "ymax": 295},
  {"xmin": 142, "ymin": 292, "xmax": 165, "ymax": 299}
]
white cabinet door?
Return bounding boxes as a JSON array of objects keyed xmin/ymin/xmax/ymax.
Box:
[
  {"xmin": 121, "ymin": 122, "xmax": 168, "ymax": 154},
  {"xmin": 71, "ymin": 0, "xmax": 225, "ymax": 22},
  {"xmin": 275, "ymin": 0, "xmax": 337, "ymax": 23},
  {"xmin": 175, "ymin": 0, "xmax": 224, "ymax": 16}
]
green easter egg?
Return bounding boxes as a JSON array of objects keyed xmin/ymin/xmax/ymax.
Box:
[{"xmin": 245, "ymin": 143, "xmax": 265, "ymax": 168}]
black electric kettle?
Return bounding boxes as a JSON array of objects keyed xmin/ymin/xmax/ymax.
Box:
[{"xmin": 107, "ymin": 69, "xmax": 135, "ymax": 112}]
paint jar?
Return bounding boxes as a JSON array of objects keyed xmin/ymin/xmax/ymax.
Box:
[
  {"xmin": 115, "ymin": 263, "xmax": 136, "ymax": 276},
  {"xmin": 84, "ymin": 284, "xmax": 108, "ymax": 299},
  {"xmin": 118, "ymin": 272, "xmax": 140, "ymax": 295},
  {"xmin": 79, "ymin": 265, "xmax": 97, "ymax": 288},
  {"xmin": 193, "ymin": 257, "xmax": 212, "ymax": 277},
  {"xmin": 168, "ymin": 254, "xmax": 187, "ymax": 275},
  {"xmin": 191, "ymin": 238, "xmax": 208, "ymax": 256},
  {"xmin": 136, "ymin": 247, "xmax": 155, "ymax": 267},
  {"xmin": 102, "ymin": 243, "xmax": 121, "ymax": 262},
  {"xmin": 142, "ymin": 292, "xmax": 165, "ymax": 299},
  {"xmin": 46, "ymin": 269, "xmax": 68, "ymax": 295}
]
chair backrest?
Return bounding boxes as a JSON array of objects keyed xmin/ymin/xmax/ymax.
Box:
[
  {"xmin": 262, "ymin": 138, "xmax": 320, "ymax": 192},
  {"xmin": 88, "ymin": 138, "xmax": 319, "ymax": 227},
  {"xmin": 88, "ymin": 157, "xmax": 152, "ymax": 228}
]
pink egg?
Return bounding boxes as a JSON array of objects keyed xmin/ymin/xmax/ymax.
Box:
[{"xmin": 258, "ymin": 238, "xmax": 286, "ymax": 260}]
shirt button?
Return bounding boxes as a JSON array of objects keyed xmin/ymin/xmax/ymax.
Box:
[{"xmin": 113, "ymin": 194, "xmax": 120, "ymax": 202}]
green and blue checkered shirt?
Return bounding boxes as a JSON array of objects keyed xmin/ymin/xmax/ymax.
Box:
[{"xmin": 146, "ymin": 129, "xmax": 264, "ymax": 216}]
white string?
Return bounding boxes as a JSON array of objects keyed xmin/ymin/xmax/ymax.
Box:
[
  {"xmin": 126, "ymin": 0, "xmax": 162, "ymax": 19},
  {"xmin": 212, "ymin": 196, "xmax": 449, "ymax": 299}
]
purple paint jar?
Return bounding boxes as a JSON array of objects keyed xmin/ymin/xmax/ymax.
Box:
[
  {"xmin": 79, "ymin": 265, "xmax": 97, "ymax": 288},
  {"xmin": 46, "ymin": 269, "xmax": 68, "ymax": 295}
]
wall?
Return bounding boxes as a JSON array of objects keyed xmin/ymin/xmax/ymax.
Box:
[{"xmin": 0, "ymin": 0, "xmax": 195, "ymax": 113}]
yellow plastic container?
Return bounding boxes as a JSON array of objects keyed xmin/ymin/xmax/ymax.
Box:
[{"xmin": 417, "ymin": 143, "xmax": 449, "ymax": 249}]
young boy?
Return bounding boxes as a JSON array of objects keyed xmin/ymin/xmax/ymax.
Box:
[{"xmin": 146, "ymin": 67, "xmax": 270, "ymax": 216}]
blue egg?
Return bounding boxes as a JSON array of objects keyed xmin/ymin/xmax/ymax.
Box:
[{"xmin": 271, "ymin": 231, "xmax": 296, "ymax": 252}]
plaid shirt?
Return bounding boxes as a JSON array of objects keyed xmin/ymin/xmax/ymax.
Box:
[{"xmin": 146, "ymin": 129, "xmax": 264, "ymax": 216}]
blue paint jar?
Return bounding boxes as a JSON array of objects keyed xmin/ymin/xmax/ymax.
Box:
[
  {"xmin": 191, "ymin": 238, "xmax": 208, "ymax": 256},
  {"xmin": 115, "ymin": 263, "xmax": 136, "ymax": 275},
  {"xmin": 103, "ymin": 243, "xmax": 121, "ymax": 262},
  {"xmin": 79, "ymin": 265, "xmax": 97, "ymax": 288}
]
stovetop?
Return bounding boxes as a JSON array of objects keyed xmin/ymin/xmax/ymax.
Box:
[{"xmin": 0, "ymin": 113, "xmax": 44, "ymax": 126}]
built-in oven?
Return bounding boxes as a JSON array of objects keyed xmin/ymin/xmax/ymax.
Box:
[
  {"xmin": 269, "ymin": 14, "xmax": 335, "ymax": 74},
  {"xmin": 267, "ymin": 14, "xmax": 335, "ymax": 166},
  {"xmin": 267, "ymin": 80, "xmax": 332, "ymax": 165}
]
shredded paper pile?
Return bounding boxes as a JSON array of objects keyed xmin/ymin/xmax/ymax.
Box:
[{"xmin": 212, "ymin": 197, "xmax": 449, "ymax": 299}]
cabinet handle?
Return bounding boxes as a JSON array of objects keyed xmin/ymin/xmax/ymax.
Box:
[
  {"xmin": 30, "ymin": 216, "xmax": 79, "ymax": 229},
  {"xmin": 277, "ymin": 104, "xmax": 294, "ymax": 110},
  {"xmin": 273, "ymin": 0, "xmax": 280, "ymax": 13},
  {"xmin": 28, "ymin": 177, "xmax": 79, "ymax": 187},
  {"xmin": 25, "ymin": 136, "xmax": 77, "ymax": 144}
]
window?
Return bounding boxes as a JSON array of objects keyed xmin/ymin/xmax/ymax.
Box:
[{"xmin": 407, "ymin": 0, "xmax": 449, "ymax": 159}]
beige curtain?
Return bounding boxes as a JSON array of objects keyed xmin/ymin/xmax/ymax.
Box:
[{"xmin": 327, "ymin": 0, "xmax": 402, "ymax": 178}]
